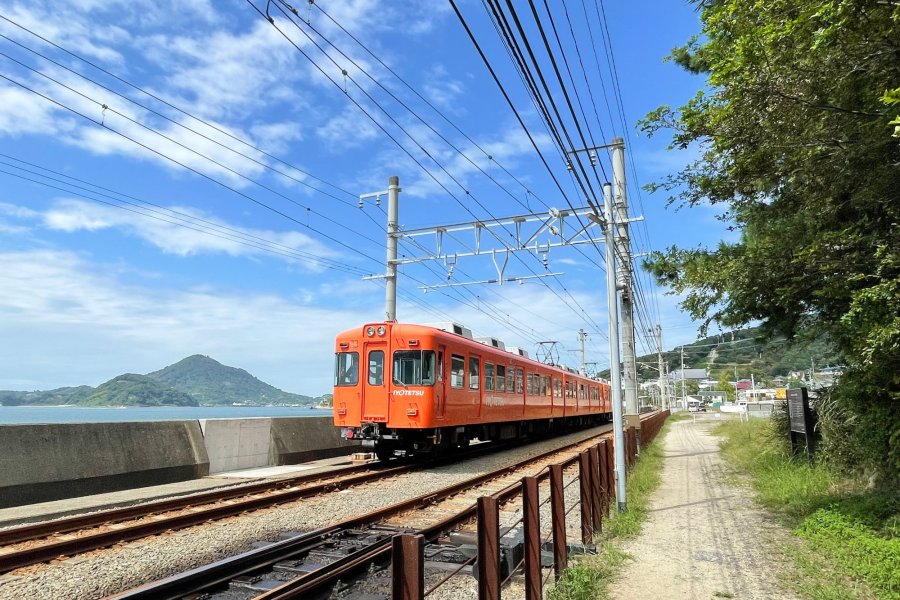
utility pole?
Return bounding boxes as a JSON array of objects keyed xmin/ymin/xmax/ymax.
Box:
[
  {"xmin": 680, "ymin": 345, "xmax": 686, "ymax": 408},
  {"xmin": 360, "ymin": 176, "xmax": 402, "ymax": 322},
  {"xmin": 385, "ymin": 176, "xmax": 400, "ymax": 322},
  {"xmin": 612, "ymin": 139, "xmax": 639, "ymax": 424},
  {"xmin": 603, "ymin": 182, "xmax": 627, "ymax": 512},
  {"xmin": 578, "ymin": 328, "xmax": 587, "ymax": 376},
  {"xmin": 656, "ymin": 325, "xmax": 667, "ymax": 409}
]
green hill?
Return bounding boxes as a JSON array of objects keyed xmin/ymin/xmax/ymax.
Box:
[
  {"xmin": 146, "ymin": 355, "xmax": 316, "ymax": 406},
  {"xmin": 82, "ymin": 374, "xmax": 198, "ymax": 406},
  {"xmin": 0, "ymin": 385, "xmax": 93, "ymax": 406},
  {"xmin": 0, "ymin": 355, "xmax": 317, "ymax": 407}
]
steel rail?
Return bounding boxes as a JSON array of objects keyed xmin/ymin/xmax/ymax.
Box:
[
  {"xmin": 0, "ymin": 461, "xmax": 379, "ymax": 546},
  {"xmin": 0, "ymin": 460, "xmax": 418, "ymax": 574},
  {"xmin": 106, "ymin": 418, "xmax": 649, "ymax": 600},
  {"xmin": 253, "ymin": 418, "xmax": 632, "ymax": 600}
]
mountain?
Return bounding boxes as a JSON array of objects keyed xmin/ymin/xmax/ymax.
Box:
[
  {"xmin": 0, "ymin": 355, "xmax": 317, "ymax": 407},
  {"xmin": 146, "ymin": 355, "xmax": 316, "ymax": 406},
  {"xmin": 82, "ymin": 374, "xmax": 198, "ymax": 406}
]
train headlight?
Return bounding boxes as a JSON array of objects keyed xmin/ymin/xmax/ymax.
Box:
[
  {"xmin": 366, "ymin": 326, "xmax": 375, "ymax": 337},
  {"xmin": 377, "ymin": 326, "xmax": 386, "ymax": 336}
]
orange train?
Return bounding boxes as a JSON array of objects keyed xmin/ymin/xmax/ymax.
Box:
[{"xmin": 332, "ymin": 321, "xmax": 612, "ymax": 459}]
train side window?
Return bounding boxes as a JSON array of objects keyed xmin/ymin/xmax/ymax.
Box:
[
  {"xmin": 485, "ymin": 363, "xmax": 494, "ymax": 391},
  {"xmin": 496, "ymin": 365, "xmax": 506, "ymax": 391},
  {"xmin": 451, "ymin": 354, "xmax": 465, "ymax": 388},
  {"xmin": 526, "ymin": 373, "xmax": 534, "ymax": 395},
  {"xmin": 334, "ymin": 352, "xmax": 359, "ymax": 386},
  {"xmin": 507, "ymin": 369, "xmax": 515, "ymax": 394},
  {"xmin": 368, "ymin": 350, "xmax": 384, "ymax": 386},
  {"xmin": 469, "ymin": 356, "xmax": 480, "ymax": 390},
  {"xmin": 553, "ymin": 378, "xmax": 562, "ymax": 398},
  {"xmin": 579, "ymin": 384, "xmax": 586, "ymax": 400},
  {"xmin": 516, "ymin": 368, "xmax": 524, "ymax": 394},
  {"xmin": 392, "ymin": 350, "xmax": 436, "ymax": 386},
  {"xmin": 437, "ymin": 351, "xmax": 443, "ymax": 382},
  {"xmin": 544, "ymin": 376, "xmax": 552, "ymax": 397}
]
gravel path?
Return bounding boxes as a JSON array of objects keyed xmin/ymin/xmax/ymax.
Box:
[
  {"xmin": 0, "ymin": 426, "xmax": 609, "ymax": 600},
  {"xmin": 608, "ymin": 416, "xmax": 797, "ymax": 600}
]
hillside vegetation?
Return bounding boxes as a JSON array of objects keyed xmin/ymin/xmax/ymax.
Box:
[
  {"xmin": 0, "ymin": 355, "xmax": 316, "ymax": 407},
  {"xmin": 626, "ymin": 326, "xmax": 841, "ymax": 384}
]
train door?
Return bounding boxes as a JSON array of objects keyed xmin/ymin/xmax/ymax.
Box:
[
  {"xmin": 361, "ymin": 342, "xmax": 389, "ymax": 422},
  {"xmin": 469, "ymin": 354, "xmax": 482, "ymax": 417},
  {"xmin": 436, "ymin": 347, "xmax": 446, "ymax": 419}
]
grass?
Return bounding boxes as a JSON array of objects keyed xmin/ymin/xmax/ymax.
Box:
[
  {"xmin": 715, "ymin": 419, "xmax": 899, "ymax": 600},
  {"xmin": 546, "ymin": 419, "xmax": 670, "ymax": 600}
]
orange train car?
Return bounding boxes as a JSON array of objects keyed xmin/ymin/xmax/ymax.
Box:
[{"xmin": 332, "ymin": 321, "xmax": 612, "ymax": 460}]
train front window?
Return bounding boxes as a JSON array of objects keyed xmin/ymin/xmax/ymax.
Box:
[
  {"xmin": 368, "ymin": 350, "xmax": 384, "ymax": 386},
  {"xmin": 392, "ymin": 350, "xmax": 436, "ymax": 386},
  {"xmin": 335, "ymin": 352, "xmax": 359, "ymax": 386}
]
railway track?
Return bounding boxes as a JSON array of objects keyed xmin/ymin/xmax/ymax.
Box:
[
  {"xmin": 105, "ymin": 416, "xmax": 655, "ymax": 600},
  {"xmin": 0, "ymin": 425, "xmax": 604, "ymax": 575},
  {"xmin": 0, "ymin": 457, "xmax": 408, "ymax": 574}
]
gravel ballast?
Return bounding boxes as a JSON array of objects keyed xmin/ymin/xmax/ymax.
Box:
[{"xmin": 0, "ymin": 426, "xmax": 610, "ymax": 600}]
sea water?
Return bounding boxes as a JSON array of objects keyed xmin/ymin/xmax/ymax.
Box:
[{"xmin": 0, "ymin": 405, "xmax": 333, "ymax": 424}]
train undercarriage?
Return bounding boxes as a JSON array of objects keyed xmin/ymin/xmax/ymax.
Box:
[{"xmin": 341, "ymin": 414, "xmax": 609, "ymax": 461}]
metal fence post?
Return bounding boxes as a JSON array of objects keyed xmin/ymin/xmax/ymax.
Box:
[
  {"xmin": 588, "ymin": 445, "xmax": 603, "ymax": 532},
  {"xmin": 605, "ymin": 435, "xmax": 616, "ymax": 506},
  {"xmin": 523, "ymin": 477, "xmax": 541, "ymax": 600},
  {"xmin": 578, "ymin": 450, "xmax": 593, "ymax": 544},
  {"xmin": 477, "ymin": 496, "xmax": 500, "ymax": 600},
  {"xmin": 549, "ymin": 464, "xmax": 567, "ymax": 580},
  {"xmin": 392, "ymin": 533, "xmax": 424, "ymax": 600},
  {"xmin": 598, "ymin": 440, "xmax": 610, "ymax": 517}
]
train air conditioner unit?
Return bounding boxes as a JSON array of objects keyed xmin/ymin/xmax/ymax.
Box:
[
  {"xmin": 507, "ymin": 347, "xmax": 530, "ymax": 359},
  {"xmin": 475, "ymin": 336, "xmax": 506, "ymax": 350},
  {"xmin": 429, "ymin": 322, "xmax": 474, "ymax": 340}
]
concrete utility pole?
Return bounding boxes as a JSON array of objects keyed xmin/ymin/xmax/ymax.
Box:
[
  {"xmin": 612, "ymin": 140, "xmax": 640, "ymax": 433},
  {"xmin": 385, "ymin": 176, "xmax": 400, "ymax": 322},
  {"xmin": 656, "ymin": 324, "xmax": 667, "ymax": 409},
  {"xmin": 604, "ymin": 182, "xmax": 627, "ymax": 512},
  {"xmin": 578, "ymin": 328, "xmax": 587, "ymax": 376},
  {"xmin": 360, "ymin": 176, "xmax": 402, "ymax": 321},
  {"xmin": 680, "ymin": 345, "xmax": 686, "ymax": 408}
]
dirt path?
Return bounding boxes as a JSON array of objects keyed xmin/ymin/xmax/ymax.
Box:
[{"xmin": 608, "ymin": 415, "xmax": 797, "ymax": 600}]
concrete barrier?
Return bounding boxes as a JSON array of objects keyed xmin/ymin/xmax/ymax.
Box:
[
  {"xmin": 0, "ymin": 421, "xmax": 209, "ymax": 509},
  {"xmin": 0, "ymin": 416, "xmax": 355, "ymax": 507},
  {"xmin": 269, "ymin": 417, "xmax": 355, "ymax": 465},
  {"xmin": 199, "ymin": 418, "xmax": 272, "ymax": 473},
  {"xmin": 199, "ymin": 417, "xmax": 355, "ymax": 473}
]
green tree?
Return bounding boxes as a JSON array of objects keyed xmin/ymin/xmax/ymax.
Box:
[
  {"xmin": 642, "ymin": 0, "xmax": 899, "ymax": 484},
  {"xmin": 716, "ymin": 371, "xmax": 735, "ymax": 402}
]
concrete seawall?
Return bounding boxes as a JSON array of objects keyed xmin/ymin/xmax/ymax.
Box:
[
  {"xmin": 0, "ymin": 421, "xmax": 210, "ymax": 508},
  {"xmin": 0, "ymin": 416, "xmax": 355, "ymax": 508},
  {"xmin": 199, "ymin": 416, "xmax": 354, "ymax": 473}
]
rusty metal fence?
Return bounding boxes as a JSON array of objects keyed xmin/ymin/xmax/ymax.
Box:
[{"xmin": 391, "ymin": 410, "xmax": 670, "ymax": 600}]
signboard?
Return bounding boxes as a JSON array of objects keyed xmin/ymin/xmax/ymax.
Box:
[
  {"xmin": 787, "ymin": 388, "xmax": 810, "ymax": 433},
  {"xmin": 787, "ymin": 387, "xmax": 816, "ymax": 458}
]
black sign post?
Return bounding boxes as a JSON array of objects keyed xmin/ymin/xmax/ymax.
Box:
[{"xmin": 787, "ymin": 387, "xmax": 816, "ymax": 458}]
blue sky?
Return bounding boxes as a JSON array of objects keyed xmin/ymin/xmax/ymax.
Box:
[{"xmin": 0, "ymin": 0, "xmax": 724, "ymax": 396}]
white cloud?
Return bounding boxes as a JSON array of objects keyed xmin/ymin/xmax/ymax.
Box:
[
  {"xmin": 38, "ymin": 198, "xmax": 337, "ymax": 266},
  {"xmin": 422, "ymin": 65, "xmax": 465, "ymax": 110},
  {"xmin": 0, "ymin": 249, "xmax": 374, "ymax": 392}
]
